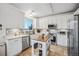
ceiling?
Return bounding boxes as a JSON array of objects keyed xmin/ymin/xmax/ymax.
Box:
[{"xmin": 10, "ymin": 3, "xmax": 79, "ymax": 18}]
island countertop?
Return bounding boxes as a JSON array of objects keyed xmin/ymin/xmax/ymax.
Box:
[{"xmin": 30, "ymin": 34, "xmax": 51, "ymax": 42}]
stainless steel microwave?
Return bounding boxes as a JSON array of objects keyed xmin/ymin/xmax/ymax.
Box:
[{"xmin": 48, "ymin": 24, "xmax": 57, "ymax": 29}]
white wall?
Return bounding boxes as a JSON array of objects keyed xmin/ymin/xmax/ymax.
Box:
[
  {"xmin": 38, "ymin": 12, "xmax": 74, "ymax": 29},
  {"xmin": 0, "ymin": 4, "xmax": 24, "ymax": 28}
]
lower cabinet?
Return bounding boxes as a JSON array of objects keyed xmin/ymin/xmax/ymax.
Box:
[
  {"xmin": 31, "ymin": 40, "xmax": 49, "ymax": 56},
  {"xmin": 7, "ymin": 38, "xmax": 22, "ymax": 56}
]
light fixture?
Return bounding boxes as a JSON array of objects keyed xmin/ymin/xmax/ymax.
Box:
[{"xmin": 25, "ymin": 10, "xmax": 37, "ymax": 17}]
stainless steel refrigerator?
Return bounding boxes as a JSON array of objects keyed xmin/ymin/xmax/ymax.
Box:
[{"xmin": 68, "ymin": 15, "xmax": 78, "ymax": 56}]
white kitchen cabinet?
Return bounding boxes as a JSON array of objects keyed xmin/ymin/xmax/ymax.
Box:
[
  {"xmin": 58, "ymin": 13, "xmax": 74, "ymax": 29},
  {"xmin": 56, "ymin": 15, "xmax": 67, "ymax": 29},
  {"xmin": 7, "ymin": 38, "xmax": 22, "ymax": 56},
  {"xmin": 38, "ymin": 18, "xmax": 48, "ymax": 29},
  {"xmin": 38, "ymin": 13, "xmax": 73, "ymax": 29},
  {"xmin": 31, "ymin": 39, "xmax": 49, "ymax": 56}
]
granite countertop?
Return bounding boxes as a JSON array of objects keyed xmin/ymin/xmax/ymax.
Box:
[
  {"xmin": 31, "ymin": 34, "xmax": 51, "ymax": 42},
  {"xmin": 6, "ymin": 34, "xmax": 30, "ymax": 39},
  {"xmin": 0, "ymin": 34, "xmax": 30, "ymax": 44}
]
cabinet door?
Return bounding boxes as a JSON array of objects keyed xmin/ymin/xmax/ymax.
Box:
[
  {"xmin": 16, "ymin": 38, "xmax": 22, "ymax": 54},
  {"xmin": 7, "ymin": 39, "xmax": 17, "ymax": 56},
  {"xmin": 38, "ymin": 19, "xmax": 48, "ymax": 29},
  {"xmin": 7, "ymin": 38, "xmax": 22, "ymax": 56}
]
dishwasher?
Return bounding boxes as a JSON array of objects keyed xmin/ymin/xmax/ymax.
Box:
[
  {"xmin": 22, "ymin": 36, "xmax": 30, "ymax": 50},
  {"xmin": 0, "ymin": 43, "xmax": 6, "ymax": 56}
]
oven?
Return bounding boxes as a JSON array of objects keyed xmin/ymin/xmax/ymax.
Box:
[{"xmin": 57, "ymin": 29, "xmax": 68, "ymax": 47}]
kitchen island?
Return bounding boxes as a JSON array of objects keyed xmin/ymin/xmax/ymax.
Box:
[{"xmin": 31, "ymin": 34, "xmax": 51, "ymax": 56}]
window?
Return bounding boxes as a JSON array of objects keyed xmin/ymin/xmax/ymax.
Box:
[{"xmin": 23, "ymin": 18, "xmax": 33, "ymax": 30}]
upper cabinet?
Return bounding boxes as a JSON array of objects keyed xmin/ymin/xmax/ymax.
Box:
[
  {"xmin": 38, "ymin": 18, "xmax": 48, "ymax": 29},
  {"xmin": 57, "ymin": 13, "xmax": 74, "ymax": 29},
  {"xmin": 38, "ymin": 12, "xmax": 74, "ymax": 29},
  {"xmin": 33, "ymin": 18, "xmax": 37, "ymax": 29},
  {"xmin": 38, "ymin": 16, "xmax": 57, "ymax": 29}
]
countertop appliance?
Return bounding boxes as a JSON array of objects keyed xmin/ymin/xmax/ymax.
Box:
[
  {"xmin": 22, "ymin": 36, "xmax": 30, "ymax": 50},
  {"xmin": 0, "ymin": 43, "xmax": 6, "ymax": 56}
]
